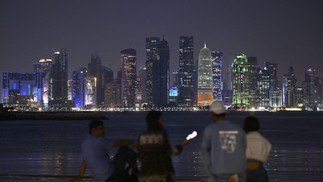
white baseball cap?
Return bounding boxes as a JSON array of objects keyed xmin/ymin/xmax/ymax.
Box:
[{"xmin": 209, "ymin": 101, "xmax": 227, "ymax": 114}]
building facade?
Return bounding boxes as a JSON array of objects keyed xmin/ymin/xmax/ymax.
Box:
[
  {"xmin": 121, "ymin": 48, "xmax": 137, "ymax": 108},
  {"xmin": 49, "ymin": 50, "xmax": 69, "ymax": 110},
  {"xmin": 231, "ymin": 53, "xmax": 252, "ymax": 109},
  {"xmin": 197, "ymin": 43, "xmax": 213, "ymax": 107},
  {"xmin": 211, "ymin": 51, "xmax": 223, "ymax": 102},
  {"xmin": 145, "ymin": 37, "xmax": 170, "ymax": 107},
  {"xmin": 178, "ymin": 36, "xmax": 195, "ymax": 106}
]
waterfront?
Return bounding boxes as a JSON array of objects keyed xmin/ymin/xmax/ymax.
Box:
[{"xmin": 1, "ymin": 111, "xmax": 323, "ymax": 181}]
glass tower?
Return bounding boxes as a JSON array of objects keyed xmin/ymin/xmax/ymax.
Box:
[
  {"xmin": 197, "ymin": 43, "xmax": 213, "ymax": 107},
  {"xmin": 178, "ymin": 36, "xmax": 194, "ymax": 106},
  {"xmin": 121, "ymin": 48, "xmax": 137, "ymax": 108},
  {"xmin": 231, "ymin": 53, "xmax": 252, "ymax": 109},
  {"xmin": 49, "ymin": 49, "xmax": 68, "ymax": 110},
  {"xmin": 211, "ymin": 51, "xmax": 223, "ymax": 102}
]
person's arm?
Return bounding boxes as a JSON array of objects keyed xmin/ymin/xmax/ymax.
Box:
[
  {"xmin": 172, "ymin": 139, "xmax": 191, "ymax": 155},
  {"xmin": 79, "ymin": 159, "xmax": 87, "ymax": 177},
  {"xmin": 69, "ymin": 159, "xmax": 87, "ymax": 182},
  {"xmin": 113, "ymin": 139, "xmax": 135, "ymax": 147}
]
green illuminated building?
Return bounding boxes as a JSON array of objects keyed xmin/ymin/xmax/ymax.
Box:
[{"xmin": 231, "ymin": 53, "xmax": 252, "ymax": 109}]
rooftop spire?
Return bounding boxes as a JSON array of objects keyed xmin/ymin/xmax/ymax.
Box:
[{"xmin": 204, "ymin": 41, "xmax": 207, "ymax": 48}]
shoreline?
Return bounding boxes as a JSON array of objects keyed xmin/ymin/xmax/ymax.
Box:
[{"xmin": 0, "ymin": 111, "xmax": 108, "ymax": 121}]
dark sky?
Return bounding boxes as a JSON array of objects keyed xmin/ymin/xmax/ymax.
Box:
[{"xmin": 1, "ymin": 0, "xmax": 323, "ymax": 83}]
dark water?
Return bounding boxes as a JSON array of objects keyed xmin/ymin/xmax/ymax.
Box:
[{"xmin": 1, "ymin": 111, "xmax": 323, "ymax": 181}]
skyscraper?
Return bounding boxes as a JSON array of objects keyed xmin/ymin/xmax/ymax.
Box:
[
  {"xmin": 71, "ymin": 67, "xmax": 88, "ymax": 108},
  {"xmin": 145, "ymin": 37, "xmax": 170, "ymax": 107},
  {"xmin": 34, "ymin": 59, "xmax": 52, "ymax": 108},
  {"xmin": 155, "ymin": 38, "xmax": 170, "ymax": 107},
  {"xmin": 231, "ymin": 53, "xmax": 252, "ymax": 109},
  {"xmin": 247, "ymin": 57, "xmax": 258, "ymax": 108},
  {"xmin": 303, "ymin": 68, "xmax": 320, "ymax": 110},
  {"xmin": 49, "ymin": 49, "xmax": 68, "ymax": 110},
  {"xmin": 282, "ymin": 66, "xmax": 297, "ymax": 107},
  {"xmin": 264, "ymin": 62, "xmax": 279, "ymax": 106},
  {"xmin": 197, "ymin": 43, "xmax": 213, "ymax": 107},
  {"xmin": 211, "ymin": 51, "xmax": 223, "ymax": 102},
  {"xmin": 138, "ymin": 67, "xmax": 147, "ymax": 104},
  {"xmin": 146, "ymin": 37, "xmax": 159, "ymax": 107},
  {"xmin": 257, "ymin": 68, "xmax": 270, "ymax": 107},
  {"xmin": 178, "ymin": 36, "xmax": 195, "ymax": 106},
  {"xmin": 121, "ymin": 48, "xmax": 137, "ymax": 108},
  {"xmin": 87, "ymin": 54, "xmax": 103, "ymax": 106}
]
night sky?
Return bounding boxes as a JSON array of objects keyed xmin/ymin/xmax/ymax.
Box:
[{"xmin": 1, "ymin": 0, "xmax": 323, "ymax": 84}]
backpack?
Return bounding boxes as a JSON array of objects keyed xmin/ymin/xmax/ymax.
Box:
[{"xmin": 113, "ymin": 146, "xmax": 139, "ymax": 182}]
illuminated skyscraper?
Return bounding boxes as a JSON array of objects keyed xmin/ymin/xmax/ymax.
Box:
[
  {"xmin": 71, "ymin": 67, "xmax": 88, "ymax": 108},
  {"xmin": 264, "ymin": 62, "xmax": 279, "ymax": 106},
  {"xmin": 197, "ymin": 43, "xmax": 213, "ymax": 107},
  {"xmin": 145, "ymin": 37, "xmax": 170, "ymax": 107},
  {"xmin": 87, "ymin": 54, "xmax": 103, "ymax": 105},
  {"xmin": 138, "ymin": 67, "xmax": 147, "ymax": 104},
  {"xmin": 49, "ymin": 49, "xmax": 68, "ymax": 110},
  {"xmin": 257, "ymin": 68, "xmax": 270, "ymax": 107},
  {"xmin": 247, "ymin": 57, "xmax": 258, "ymax": 107},
  {"xmin": 34, "ymin": 58, "xmax": 52, "ymax": 108},
  {"xmin": 211, "ymin": 51, "xmax": 223, "ymax": 102},
  {"xmin": 231, "ymin": 53, "xmax": 252, "ymax": 108},
  {"xmin": 303, "ymin": 68, "xmax": 320, "ymax": 110},
  {"xmin": 282, "ymin": 66, "xmax": 297, "ymax": 107},
  {"xmin": 121, "ymin": 48, "xmax": 137, "ymax": 108},
  {"xmin": 178, "ymin": 36, "xmax": 195, "ymax": 106}
]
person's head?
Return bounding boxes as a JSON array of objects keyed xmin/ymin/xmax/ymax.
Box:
[
  {"xmin": 89, "ymin": 120, "xmax": 105, "ymax": 137},
  {"xmin": 209, "ymin": 101, "xmax": 227, "ymax": 121},
  {"xmin": 146, "ymin": 110, "xmax": 163, "ymax": 131},
  {"xmin": 243, "ymin": 116, "xmax": 260, "ymax": 133}
]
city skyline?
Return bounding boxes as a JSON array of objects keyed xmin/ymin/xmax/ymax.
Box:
[{"xmin": 1, "ymin": 1, "xmax": 322, "ymax": 82}]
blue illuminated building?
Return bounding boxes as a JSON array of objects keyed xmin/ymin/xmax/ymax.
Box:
[
  {"xmin": 72, "ymin": 67, "xmax": 88, "ymax": 108},
  {"xmin": 2, "ymin": 72, "xmax": 43, "ymax": 108}
]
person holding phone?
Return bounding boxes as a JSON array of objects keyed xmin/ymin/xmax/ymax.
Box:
[{"xmin": 137, "ymin": 111, "xmax": 191, "ymax": 182}]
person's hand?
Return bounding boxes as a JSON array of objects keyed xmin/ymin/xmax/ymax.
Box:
[{"xmin": 181, "ymin": 139, "xmax": 191, "ymax": 147}]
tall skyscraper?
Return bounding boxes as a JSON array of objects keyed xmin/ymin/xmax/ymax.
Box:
[
  {"xmin": 211, "ymin": 51, "xmax": 223, "ymax": 102},
  {"xmin": 257, "ymin": 68, "xmax": 270, "ymax": 107},
  {"xmin": 145, "ymin": 37, "xmax": 170, "ymax": 107},
  {"xmin": 71, "ymin": 67, "xmax": 88, "ymax": 108},
  {"xmin": 121, "ymin": 48, "xmax": 137, "ymax": 108},
  {"xmin": 231, "ymin": 53, "xmax": 252, "ymax": 109},
  {"xmin": 49, "ymin": 49, "xmax": 68, "ymax": 110},
  {"xmin": 178, "ymin": 36, "xmax": 195, "ymax": 106},
  {"xmin": 87, "ymin": 54, "xmax": 103, "ymax": 106},
  {"xmin": 146, "ymin": 37, "xmax": 159, "ymax": 107},
  {"xmin": 303, "ymin": 68, "xmax": 320, "ymax": 110},
  {"xmin": 138, "ymin": 67, "xmax": 147, "ymax": 104},
  {"xmin": 197, "ymin": 43, "xmax": 213, "ymax": 107},
  {"xmin": 34, "ymin": 59, "xmax": 52, "ymax": 108},
  {"xmin": 247, "ymin": 57, "xmax": 258, "ymax": 108},
  {"xmin": 282, "ymin": 66, "xmax": 297, "ymax": 107},
  {"xmin": 264, "ymin": 62, "xmax": 278, "ymax": 106},
  {"xmin": 155, "ymin": 38, "xmax": 170, "ymax": 107}
]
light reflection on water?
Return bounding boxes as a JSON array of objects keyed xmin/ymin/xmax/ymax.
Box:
[{"xmin": 1, "ymin": 111, "xmax": 323, "ymax": 181}]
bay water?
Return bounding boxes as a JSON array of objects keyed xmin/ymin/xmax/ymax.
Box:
[{"xmin": 1, "ymin": 111, "xmax": 323, "ymax": 181}]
